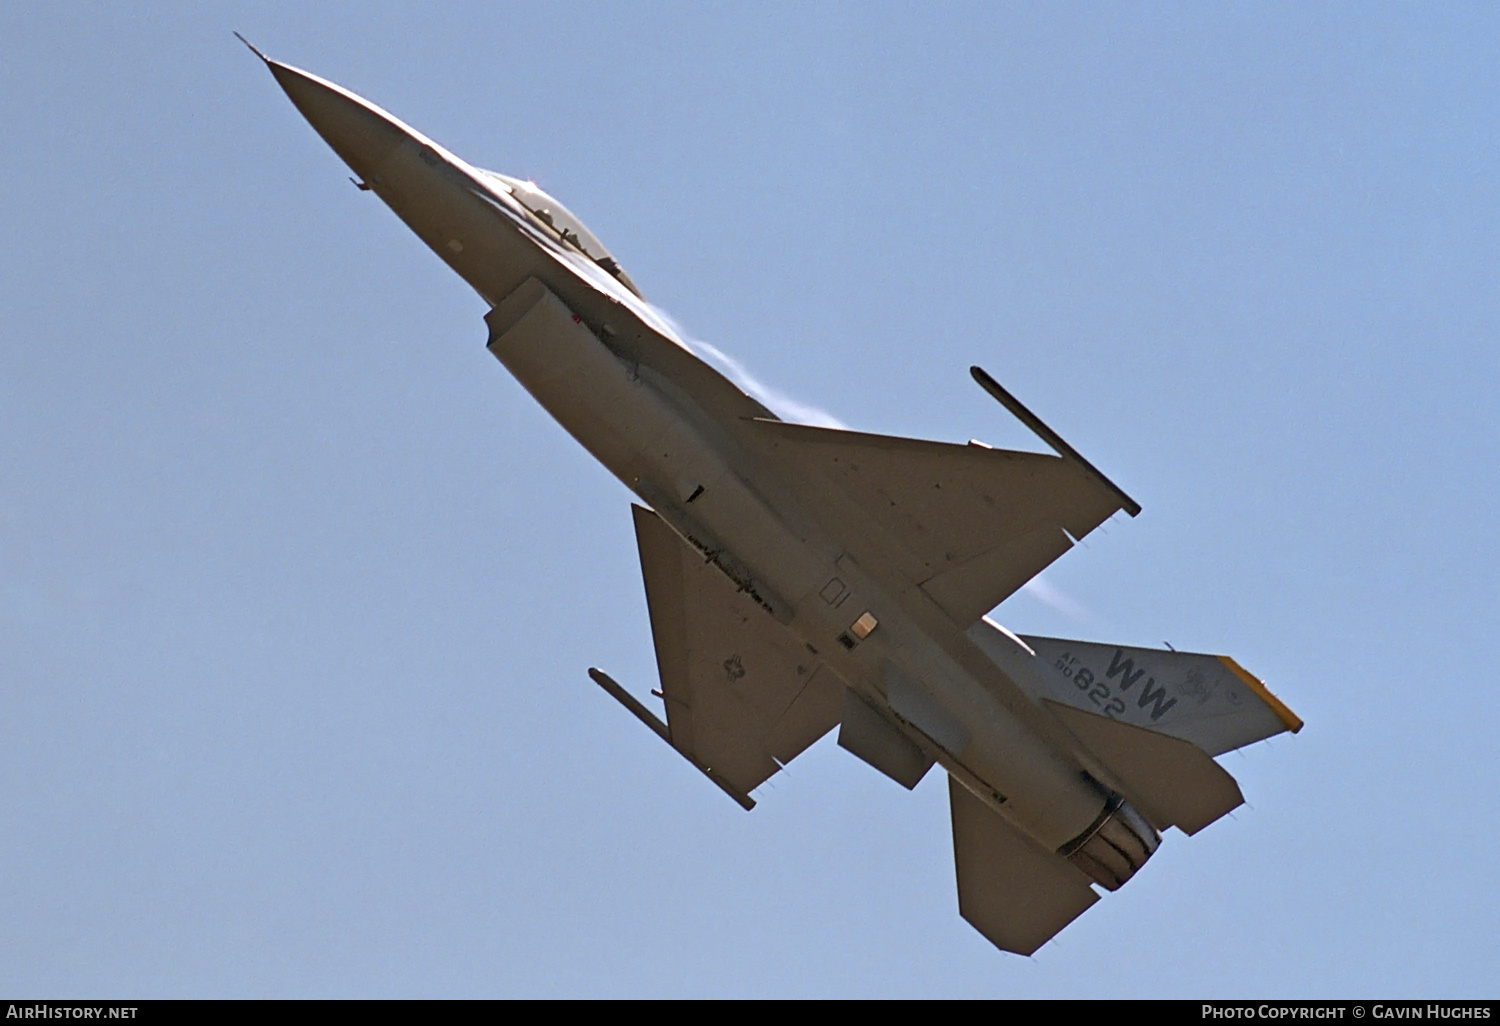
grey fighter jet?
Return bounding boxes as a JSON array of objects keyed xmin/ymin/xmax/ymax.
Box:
[{"xmin": 246, "ymin": 42, "xmax": 1302, "ymax": 956}]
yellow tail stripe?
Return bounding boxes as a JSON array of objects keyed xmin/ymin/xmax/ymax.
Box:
[{"xmin": 1217, "ymin": 656, "xmax": 1303, "ymax": 733}]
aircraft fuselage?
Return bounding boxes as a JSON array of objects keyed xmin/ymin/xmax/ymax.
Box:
[{"xmin": 261, "ymin": 54, "xmax": 1153, "ymax": 873}]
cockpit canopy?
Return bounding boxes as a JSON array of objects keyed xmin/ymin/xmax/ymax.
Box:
[{"xmin": 478, "ymin": 170, "xmax": 642, "ymax": 298}]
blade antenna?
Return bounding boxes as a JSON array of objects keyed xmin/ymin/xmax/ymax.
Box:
[{"xmin": 970, "ymin": 366, "xmax": 1141, "ymax": 517}]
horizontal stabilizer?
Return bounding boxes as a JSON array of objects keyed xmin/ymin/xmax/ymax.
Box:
[
  {"xmin": 1044, "ymin": 701, "xmax": 1243, "ymax": 834},
  {"xmin": 965, "ymin": 622, "xmax": 1299, "ymax": 834},
  {"xmin": 949, "ymin": 775, "xmax": 1099, "ymax": 956},
  {"xmin": 633, "ymin": 504, "xmax": 845, "ymax": 799},
  {"xmin": 750, "ymin": 420, "xmax": 1125, "ymax": 626}
]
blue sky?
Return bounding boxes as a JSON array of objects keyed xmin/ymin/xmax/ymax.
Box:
[{"xmin": 2, "ymin": 3, "xmax": 1496, "ymax": 997}]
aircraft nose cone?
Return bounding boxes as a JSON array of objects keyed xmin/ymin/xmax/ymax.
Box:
[{"xmin": 253, "ymin": 49, "xmax": 412, "ymax": 181}]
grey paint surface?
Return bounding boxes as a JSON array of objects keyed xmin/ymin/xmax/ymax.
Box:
[
  {"xmin": 2, "ymin": 4, "xmax": 1496, "ymax": 996},
  {"xmin": 242, "ymin": 44, "xmax": 1299, "ymax": 954}
]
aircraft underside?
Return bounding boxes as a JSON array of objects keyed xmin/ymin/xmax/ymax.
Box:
[{"xmin": 250, "ymin": 43, "xmax": 1304, "ymax": 957}]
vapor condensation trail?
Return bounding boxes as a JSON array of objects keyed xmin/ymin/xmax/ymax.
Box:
[
  {"xmin": 647, "ymin": 304, "xmax": 848, "ymax": 429},
  {"xmin": 1020, "ymin": 575, "xmax": 1092, "ymax": 622}
]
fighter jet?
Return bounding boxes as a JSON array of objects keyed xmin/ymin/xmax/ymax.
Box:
[{"xmin": 246, "ymin": 40, "xmax": 1302, "ymax": 956}]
